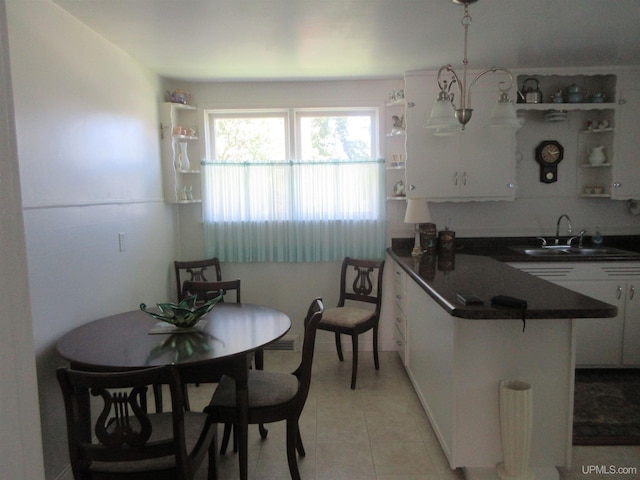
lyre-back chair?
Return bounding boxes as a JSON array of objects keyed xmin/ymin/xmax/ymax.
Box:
[
  {"xmin": 56, "ymin": 365, "xmax": 217, "ymax": 480},
  {"xmin": 174, "ymin": 257, "xmax": 222, "ymax": 302},
  {"xmin": 317, "ymin": 257, "xmax": 385, "ymax": 389},
  {"xmin": 205, "ymin": 298, "xmax": 324, "ymax": 480}
]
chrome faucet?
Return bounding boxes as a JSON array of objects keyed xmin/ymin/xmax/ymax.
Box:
[{"xmin": 555, "ymin": 214, "xmax": 572, "ymax": 245}]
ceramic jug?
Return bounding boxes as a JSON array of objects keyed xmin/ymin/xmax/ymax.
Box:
[
  {"xmin": 588, "ymin": 146, "xmax": 606, "ymax": 166},
  {"xmin": 567, "ymin": 84, "xmax": 583, "ymax": 103}
]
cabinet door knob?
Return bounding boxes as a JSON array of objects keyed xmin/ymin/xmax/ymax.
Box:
[
  {"xmin": 462, "ymin": 171, "xmax": 467, "ymax": 186},
  {"xmin": 453, "ymin": 172, "xmax": 458, "ymax": 186},
  {"xmin": 617, "ymin": 285, "xmax": 623, "ymax": 299},
  {"xmin": 630, "ymin": 285, "xmax": 635, "ymax": 300},
  {"xmin": 407, "ymin": 184, "xmax": 416, "ymax": 191},
  {"xmin": 613, "ymin": 182, "xmax": 622, "ymax": 188},
  {"xmin": 619, "ymin": 98, "xmax": 627, "ymax": 105}
]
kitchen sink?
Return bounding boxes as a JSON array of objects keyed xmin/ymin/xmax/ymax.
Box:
[{"xmin": 510, "ymin": 246, "xmax": 640, "ymax": 257}]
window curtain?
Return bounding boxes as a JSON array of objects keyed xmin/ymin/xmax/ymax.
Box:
[{"xmin": 202, "ymin": 160, "xmax": 386, "ymax": 262}]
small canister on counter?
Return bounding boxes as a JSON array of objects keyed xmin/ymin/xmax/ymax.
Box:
[
  {"xmin": 438, "ymin": 229, "xmax": 455, "ymax": 252},
  {"xmin": 420, "ymin": 223, "xmax": 437, "ymax": 254}
]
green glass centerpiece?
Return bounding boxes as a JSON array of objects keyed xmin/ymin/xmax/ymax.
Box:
[{"xmin": 140, "ymin": 291, "xmax": 223, "ymax": 328}]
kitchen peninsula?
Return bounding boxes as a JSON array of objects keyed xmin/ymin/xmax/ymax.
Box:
[{"xmin": 387, "ymin": 247, "xmax": 617, "ymax": 480}]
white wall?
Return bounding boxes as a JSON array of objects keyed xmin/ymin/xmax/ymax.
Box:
[
  {"xmin": 5, "ymin": 1, "xmax": 175, "ymax": 478},
  {"xmin": 0, "ymin": 0, "xmax": 45, "ymax": 478}
]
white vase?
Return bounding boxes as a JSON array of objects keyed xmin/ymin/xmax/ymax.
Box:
[
  {"xmin": 497, "ymin": 379, "xmax": 535, "ymax": 480},
  {"xmin": 178, "ymin": 142, "xmax": 190, "ymax": 170}
]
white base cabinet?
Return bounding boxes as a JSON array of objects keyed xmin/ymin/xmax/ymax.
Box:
[
  {"xmin": 510, "ymin": 262, "xmax": 640, "ymax": 367},
  {"xmin": 403, "ymin": 278, "xmax": 572, "ymax": 477}
]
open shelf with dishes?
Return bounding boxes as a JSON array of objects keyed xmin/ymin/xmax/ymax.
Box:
[
  {"xmin": 385, "ymin": 89, "xmax": 407, "ymax": 202},
  {"xmin": 576, "ymin": 111, "xmax": 615, "ymax": 197},
  {"xmin": 160, "ymin": 102, "xmax": 202, "ymax": 204},
  {"xmin": 515, "ymin": 73, "xmax": 617, "ymax": 110}
]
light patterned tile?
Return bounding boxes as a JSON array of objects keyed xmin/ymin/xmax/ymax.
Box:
[
  {"xmin": 371, "ymin": 441, "xmax": 436, "ymax": 476},
  {"xmin": 198, "ymin": 351, "xmax": 637, "ymax": 480}
]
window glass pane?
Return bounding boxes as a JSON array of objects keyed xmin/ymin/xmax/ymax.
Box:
[
  {"xmin": 299, "ymin": 114, "xmax": 373, "ymax": 161},
  {"xmin": 213, "ymin": 116, "xmax": 286, "ymax": 162}
]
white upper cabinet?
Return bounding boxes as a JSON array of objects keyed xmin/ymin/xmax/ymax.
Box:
[
  {"xmin": 612, "ymin": 87, "xmax": 640, "ymax": 199},
  {"xmin": 404, "ymin": 70, "xmax": 517, "ymax": 202}
]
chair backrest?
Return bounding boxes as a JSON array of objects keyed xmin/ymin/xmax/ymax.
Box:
[
  {"xmin": 292, "ymin": 298, "xmax": 324, "ymax": 409},
  {"xmin": 56, "ymin": 365, "xmax": 193, "ymax": 479},
  {"xmin": 182, "ymin": 279, "xmax": 241, "ymax": 304},
  {"xmin": 174, "ymin": 257, "xmax": 222, "ymax": 301},
  {"xmin": 337, "ymin": 257, "xmax": 385, "ymax": 316}
]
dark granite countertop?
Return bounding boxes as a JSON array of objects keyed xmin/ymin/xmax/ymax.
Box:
[{"xmin": 388, "ymin": 248, "xmax": 618, "ymax": 321}]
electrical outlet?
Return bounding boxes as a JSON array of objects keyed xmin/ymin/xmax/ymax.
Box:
[{"xmin": 118, "ymin": 232, "xmax": 126, "ymax": 252}]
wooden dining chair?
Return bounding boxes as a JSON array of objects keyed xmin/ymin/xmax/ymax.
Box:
[
  {"xmin": 317, "ymin": 257, "xmax": 385, "ymax": 389},
  {"xmin": 181, "ymin": 278, "xmax": 267, "ymax": 447},
  {"xmin": 56, "ymin": 365, "xmax": 217, "ymax": 480},
  {"xmin": 205, "ymin": 298, "xmax": 324, "ymax": 480},
  {"xmin": 174, "ymin": 257, "xmax": 222, "ymax": 301},
  {"xmin": 182, "ymin": 279, "xmax": 241, "ymax": 305}
]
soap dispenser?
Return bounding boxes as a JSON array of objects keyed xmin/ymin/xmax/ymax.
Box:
[{"xmin": 592, "ymin": 228, "xmax": 603, "ymax": 246}]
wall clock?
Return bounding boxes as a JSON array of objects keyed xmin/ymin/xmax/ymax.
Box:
[{"xmin": 535, "ymin": 140, "xmax": 564, "ymax": 183}]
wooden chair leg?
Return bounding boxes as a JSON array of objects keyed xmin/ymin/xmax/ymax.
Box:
[
  {"xmin": 219, "ymin": 423, "xmax": 233, "ymax": 454},
  {"xmin": 373, "ymin": 325, "xmax": 380, "ymax": 370},
  {"xmin": 152, "ymin": 384, "xmax": 163, "ymax": 412},
  {"xmin": 351, "ymin": 334, "xmax": 359, "ymax": 390},
  {"xmin": 334, "ymin": 332, "xmax": 344, "ymax": 361},
  {"xmin": 286, "ymin": 420, "xmax": 302, "ymax": 480},
  {"xmin": 208, "ymin": 427, "xmax": 218, "ymax": 480},
  {"xmin": 295, "ymin": 423, "xmax": 305, "ymax": 456},
  {"xmin": 254, "ymin": 349, "xmax": 264, "ymax": 370},
  {"xmin": 183, "ymin": 383, "xmax": 191, "ymax": 411}
]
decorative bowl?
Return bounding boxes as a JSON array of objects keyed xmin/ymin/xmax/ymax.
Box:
[{"xmin": 140, "ymin": 291, "xmax": 223, "ymax": 328}]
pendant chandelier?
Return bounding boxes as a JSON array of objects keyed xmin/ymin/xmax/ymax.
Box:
[{"xmin": 425, "ymin": 0, "xmax": 520, "ymax": 135}]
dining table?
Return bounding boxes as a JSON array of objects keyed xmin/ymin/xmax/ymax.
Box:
[{"xmin": 56, "ymin": 302, "xmax": 292, "ymax": 480}]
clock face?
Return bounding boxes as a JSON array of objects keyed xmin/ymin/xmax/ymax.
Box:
[
  {"xmin": 535, "ymin": 140, "xmax": 564, "ymax": 166},
  {"xmin": 540, "ymin": 144, "xmax": 561, "ymax": 163}
]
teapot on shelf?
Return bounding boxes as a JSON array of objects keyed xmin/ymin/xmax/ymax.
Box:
[
  {"xmin": 588, "ymin": 146, "xmax": 606, "ymax": 166},
  {"xmin": 167, "ymin": 89, "xmax": 190, "ymax": 105}
]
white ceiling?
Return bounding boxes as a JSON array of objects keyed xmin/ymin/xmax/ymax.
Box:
[{"xmin": 52, "ymin": 0, "xmax": 640, "ymax": 82}]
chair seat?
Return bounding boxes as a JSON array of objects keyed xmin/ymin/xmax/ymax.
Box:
[
  {"xmin": 90, "ymin": 412, "xmax": 210, "ymax": 474},
  {"xmin": 211, "ymin": 371, "xmax": 300, "ymax": 409},
  {"xmin": 320, "ymin": 307, "xmax": 374, "ymax": 328}
]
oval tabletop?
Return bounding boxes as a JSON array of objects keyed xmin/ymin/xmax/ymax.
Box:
[{"xmin": 56, "ymin": 303, "xmax": 291, "ymax": 370}]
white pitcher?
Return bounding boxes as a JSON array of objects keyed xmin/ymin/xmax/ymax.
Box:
[{"xmin": 588, "ymin": 146, "xmax": 606, "ymax": 166}]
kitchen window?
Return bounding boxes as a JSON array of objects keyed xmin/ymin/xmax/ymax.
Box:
[{"xmin": 202, "ymin": 108, "xmax": 385, "ymax": 262}]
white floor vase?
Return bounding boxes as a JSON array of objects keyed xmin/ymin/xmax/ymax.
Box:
[{"xmin": 497, "ymin": 379, "xmax": 535, "ymax": 480}]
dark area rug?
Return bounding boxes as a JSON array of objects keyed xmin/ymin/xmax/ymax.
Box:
[{"xmin": 573, "ymin": 368, "xmax": 640, "ymax": 445}]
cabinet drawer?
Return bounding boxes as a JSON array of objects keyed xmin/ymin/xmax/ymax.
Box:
[
  {"xmin": 394, "ymin": 323, "xmax": 407, "ymax": 365},
  {"xmin": 394, "ymin": 311, "xmax": 406, "ymax": 341},
  {"xmin": 395, "ymin": 290, "xmax": 407, "ymax": 316},
  {"xmin": 509, "ymin": 262, "xmax": 640, "ymax": 282},
  {"xmin": 394, "ymin": 265, "xmax": 407, "ymax": 290}
]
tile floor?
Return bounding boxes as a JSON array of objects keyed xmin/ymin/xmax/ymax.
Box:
[{"xmin": 189, "ymin": 350, "xmax": 640, "ymax": 480}]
